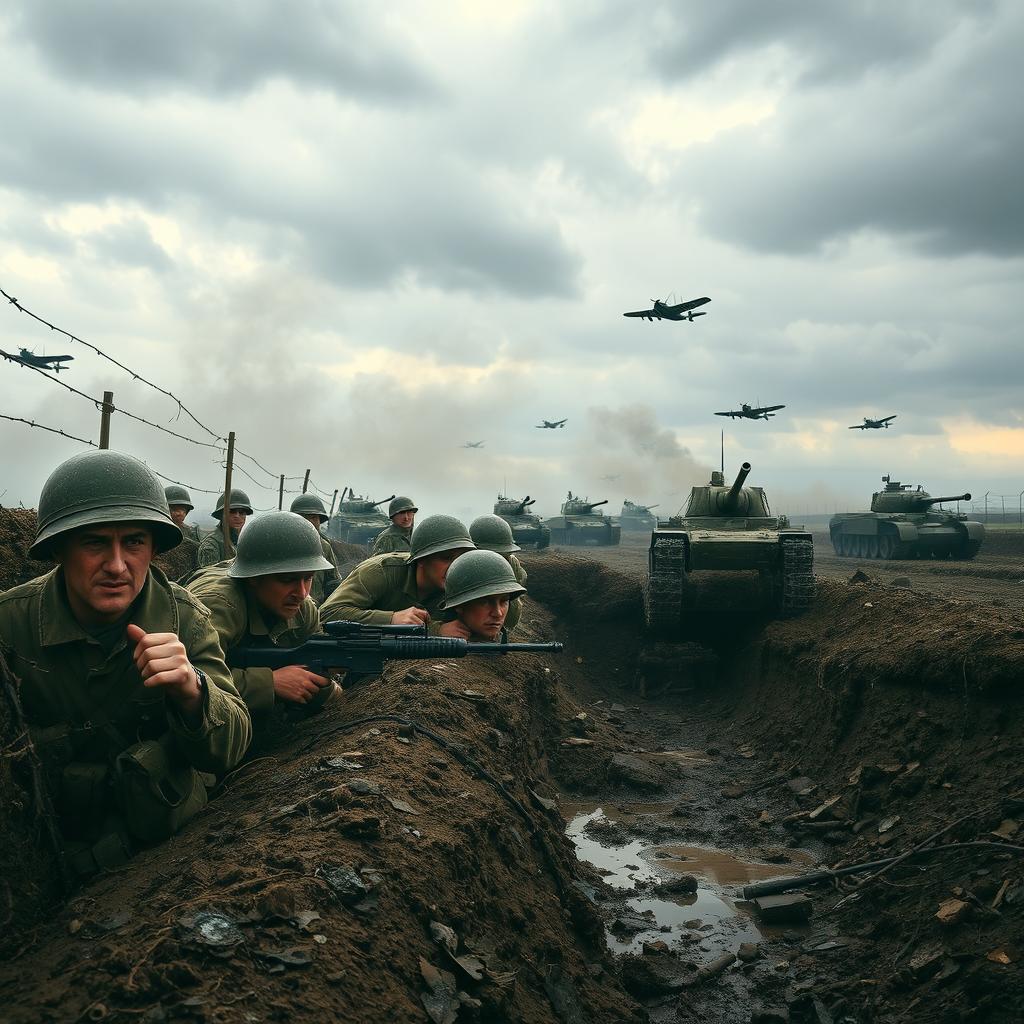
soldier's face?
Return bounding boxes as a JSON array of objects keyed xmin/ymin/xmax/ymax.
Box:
[
  {"xmin": 299, "ymin": 513, "xmax": 325, "ymax": 529},
  {"xmin": 393, "ymin": 510, "xmax": 415, "ymax": 529},
  {"xmin": 227, "ymin": 509, "xmax": 248, "ymax": 531},
  {"xmin": 456, "ymin": 595, "xmax": 510, "ymax": 641},
  {"xmin": 417, "ymin": 549, "xmax": 464, "ymax": 592},
  {"xmin": 59, "ymin": 523, "xmax": 154, "ymax": 625},
  {"xmin": 249, "ymin": 573, "xmax": 313, "ymax": 620},
  {"xmin": 168, "ymin": 505, "xmax": 190, "ymax": 526}
]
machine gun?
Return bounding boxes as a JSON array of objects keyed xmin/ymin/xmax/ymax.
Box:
[{"xmin": 226, "ymin": 619, "xmax": 563, "ymax": 683}]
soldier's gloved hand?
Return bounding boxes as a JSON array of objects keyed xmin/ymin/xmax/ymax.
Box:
[
  {"xmin": 438, "ymin": 620, "xmax": 472, "ymax": 639},
  {"xmin": 127, "ymin": 623, "xmax": 203, "ymax": 724},
  {"xmin": 273, "ymin": 665, "xmax": 330, "ymax": 704},
  {"xmin": 392, "ymin": 607, "xmax": 429, "ymax": 626}
]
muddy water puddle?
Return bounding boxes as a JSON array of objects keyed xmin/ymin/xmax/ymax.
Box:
[{"xmin": 566, "ymin": 806, "xmax": 814, "ymax": 960}]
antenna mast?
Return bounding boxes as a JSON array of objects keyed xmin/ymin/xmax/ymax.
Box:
[{"xmin": 720, "ymin": 429, "xmax": 724, "ymax": 473}]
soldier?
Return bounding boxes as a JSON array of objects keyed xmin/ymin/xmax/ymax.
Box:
[
  {"xmin": 469, "ymin": 514, "xmax": 528, "ymax": 634},
  {"xmin": 196, "ymin": 488, "xmax": 253, "ymax": 567},
  {"xmin": 440, "ymin": 549, "xmax": 526, "ymax": 642},
  {"xmin": 319, "ymin": 514, "xmax": 474, "ymax": 636},
  {"xmin": 187, "ymin": 512, "xmax": 337, "ymax": 722},
  {"xmin": 164, "ymin": 484, "xmax": 203, "ymax": 543},
  {"xmin": 289, "ymin": 493, "xmax": 342, "ymax": 605},
  {"xmin": 371, "ymin": 496, "xmax": 418, "ymax": 555},
  {"xmin": 0, "ymin": 450, "xmax": 252, "ymax": 875}
]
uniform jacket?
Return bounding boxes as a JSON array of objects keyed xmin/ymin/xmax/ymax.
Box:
[
  {"xmin": 178, "ymin": 522, "xmax": 204, "ymax": 544},
  {"xmin": 186, "ymin": 571, "xmax": 320, "ymax": 716},
  {"xmin": 371, "ymin": 524, "xmax": 412, "ymax": 556},
  {"xmin": 196, "ymin": 527, "xmax": 238, "ymax": 568},
  {"xmin": 505, "ymin": 553, "xmax": 528, "ymax": 633},
  {"xmin": 318, "ymin": 552, "xmax": 445, "ymax": 630},
  {"xmin": 311, "ymin": 534, "xmax": 342, "ymax": 606}
]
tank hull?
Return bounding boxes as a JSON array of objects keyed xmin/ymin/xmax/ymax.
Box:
[
  {"xmin": 643, "ymin": 519, "xmax": 815, "ymax": 635},
  {"xmin": 619, "ymin": 512, "xmax": 659, "ymax": 532},
  {"xmin": 546, "ymin": 515, "xmax": 621, "ymax": 546},
  {"xmin": 496, "ymin": 512, "xmax": 551, "ymax": 549},
  {"xmin": 828, "ymin": 512, "xmax": 984, "ymax": 560},
  {"xmin": 326, "ymin": 513, "xmax": 390, "ymax": 547}
]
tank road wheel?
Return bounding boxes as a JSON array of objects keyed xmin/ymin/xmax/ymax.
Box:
[
  {"xmin": 644, "ymin": 537, "xmax": 688, "ymax": 637},
  {"xmin": 779, "ymin": 538, "xmax": 815, "ymax": 615},
  {"xmin": 537, "ymin": 533, "xmax": 550, "ymax": 550},
  {"xmin": 878, "ymin": 533, "xmax": 896, "ymax": 559},
  {"xmin": 958, "ymin": 539, "xmax": 982, "ymax": 560},
  {"xmin": 866, "ymin": 536, "xmax": 878, "ymax": 558}
]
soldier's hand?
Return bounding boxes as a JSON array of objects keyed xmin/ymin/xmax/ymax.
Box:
[
  {"xmin": 392, "ymin": 607, "xmax": 429, "ymax": 626},
  {"xmin": 127, "ymin": 623, "xmax": 203, "ymax": 723},
  {"xmin": 438, "ymin": 620, "xmax": 472, "ymax": 639},
  {"xmin": 273, "ymin": 666, "xmax": 330, "ymax": 704}
]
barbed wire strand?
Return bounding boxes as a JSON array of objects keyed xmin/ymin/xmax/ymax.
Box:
[
  {"xmin": 1, "ymin": 413, "xmax": 222, "ymax": 494},
  {"xmin": 1, "ymin": 284, "xmax": 224, "ymax": 441}
]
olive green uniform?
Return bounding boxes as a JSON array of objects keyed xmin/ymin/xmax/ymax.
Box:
[
  {"xmin": 505, "ymin": 553, "xmax": 528, "ymax": 633},
  {"xmin": 371, "ymin": 523, "xmax": 412, "ymax": 556},
  {"xmin": 0, "ymin": 566, "xmax": 252, "ymax": 870},
  {"xmin": 319, "ymin": 552, "xmax": 446, "ymax": 630},
  {"xmin": 312, "ymin": 534, "xmax": 342, "ymax": 606},
  {"xmin": 197, "ymin": 527, "xmax": 238, "ymax": 567},
  {"xmin": 186, "ymin": 571, "xmax": 320, "ymax": 718},
  {"xmin": 179, "ymin": 522, "xmax": 204, "ymax": 544}
]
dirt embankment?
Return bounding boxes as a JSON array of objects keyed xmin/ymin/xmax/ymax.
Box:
[{"xmin": 0, "ymin": 598, "xmax": 641, "ymax": 1024}]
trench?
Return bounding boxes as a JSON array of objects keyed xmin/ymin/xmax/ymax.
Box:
[{"xmin": 1, "ymin": 532, "xmax": 1023, "ymax": 1023}]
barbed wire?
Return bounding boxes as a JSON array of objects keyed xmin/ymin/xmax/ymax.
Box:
[{"xmin": 1, "ymin": 412, "xmax": 224, "ymax": 494}]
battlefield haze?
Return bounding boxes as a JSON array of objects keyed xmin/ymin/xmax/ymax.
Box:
[{"xmin": 0, "ymin": 2, "xmax": 1022, "ymax": 521}]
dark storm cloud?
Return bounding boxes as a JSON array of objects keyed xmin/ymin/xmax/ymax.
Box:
[
  {"xmin": 668, "ymin": 3, "xmax": 1024, "ymax": 257},
  {"xmin": 6, "ymin": 1, "xmax": 436, "ymax": 101},
  {"xmin": 646, "ymin": 0, "xmax": 983, "ymax": 85}
]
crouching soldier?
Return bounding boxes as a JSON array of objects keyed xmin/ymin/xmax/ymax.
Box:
[
  {"xmin": 187, "ymin": 511, "xmax": 337, "ymax": 725},
  {"xmin": 439, "ymin": 549, "xmax": 526, "ymax": 641},
  {"xmin": 164, "ymin": 484, "xmax": 203, "ymax": 543},
  {"xmin": 289, "ymin": 493, "xmax": 342, "ymax": 605},
  {"xmin": 196, "ymin": 489, "xmax": 253, "ymax": 567},
  {"xmin": 319, "ymin": 514, "xmax": 474, "ymax": 635},
  {"xmin": 0, "ymin": 451, "xmax": 252, "ymax": 876},
  {"xmin": 371, "ymin": 496, "xmax": 417, "ymax": 555},
  {"xmin": 469, "ymin": 514, "xmax": 528, "ymax": 634}
]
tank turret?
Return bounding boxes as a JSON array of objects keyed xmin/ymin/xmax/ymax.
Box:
[
  {"xmin": 620, "ymin": 500, "xmax": 660, "ymax": 532},
  {"xmin": 327, "ymin": 488, "xmax": 396, "ymax": 546},
  {"xmin": 492, "ymin": 494, "xmax": 549, "ymax": 549},
  {"xmin": 869, "ymin": 478, "xmax": 971, "ymax": 514},
  {"xmin": 547, "ymin": 494, "xmax": 620, "ymax": 546},
  {"xmin": 561, "ymin": 494, "xmax": 608, "ymax": 515},
  {"xmin": 682, "ymin": 462, "xmax": 771, "ymax": 519}
]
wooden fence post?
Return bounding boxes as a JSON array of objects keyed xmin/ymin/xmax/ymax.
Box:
[
  {"xmin": 98, "ymin": 391, "xmax": 114, "ymax": 449},
  {"xmin": 221, "ymin": 432, "xmax": 235, "ymax": 557}
]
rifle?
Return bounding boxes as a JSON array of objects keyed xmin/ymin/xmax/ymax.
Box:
[{"xmin": 226, "ymin": 619, "xmax": 563, "ymax": 682}]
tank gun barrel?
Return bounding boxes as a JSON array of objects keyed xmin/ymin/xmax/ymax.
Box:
[
  {"xmin": 584, "ymin": 499, "xmax": 609, "ymax": 511},
  {"xmin": 722, "ymin": 462, "xmax": 752, "ymax": 511},
  {"xmin": 923, "ymin": 492, "xmax": 971, "ymax": 507},
  {"xmin": 514, "ymin": 496, "xmax": 536, "ymax": 513},
  {"xmin": 371, "ymin": 493, "xmax": 397, "ymax": 508}
]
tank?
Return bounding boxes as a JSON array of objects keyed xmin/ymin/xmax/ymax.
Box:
[
  {"xmin": 546, "ymin": 492, "xmax": 621, "ymax": 546},
  {"xmin": 326, "ymin": 488, "xmax": 395, "ymax": 547},
  {"xmin": 493, "ymin": 494, "xmax": 551, "ymax": 549},
  {"xmin": 644, "ymin": 462, "xmax": 815, "ymax": 635},
  {"xmin": 829, "ymin": 476, "xmax": 983, "ymax": 560},
  {"xmin": 619, "ymin": 500, "xmax": 659, "ymax": 532}
]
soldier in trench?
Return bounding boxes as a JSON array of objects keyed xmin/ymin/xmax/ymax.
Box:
[
  {"xmin": 319, "ymin": 514, "xmax": 475, "ymax": 636},
  {"xmin": 439, "ymin": 548, "xmax": 526, "ymax": 642},
  {"xmin": 163, "ymin": 484, "xmax": 204, "ymax": 544},
  {"xmin": 0, "ymin": 450, "xmax": 252, "ymax": 876},
  {"xmin": 288, "ymin": 492, "xmax": 342, "ymax": 605},
  {"xmin": 469, "ymin": 513, "xmax": 528, "ymax": 634},
  {"xmin": 196, "ymin": 488, "xmax": 253, "ymax": 567},
  {"xmin": 371, "ymin": 495, "xmax": 418, "ymax": 555}
]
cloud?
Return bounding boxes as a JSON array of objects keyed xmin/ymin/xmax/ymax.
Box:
[{"xmin": 5, "ymin": 1, "xmax": 437, "ymax": 101}]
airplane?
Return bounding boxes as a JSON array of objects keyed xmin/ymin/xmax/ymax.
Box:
[
  {"xmin": 714, "ymin": 403, "xmax": 786, "ymax": 421},
  {"xmin": 849, "ymin": 415, "xmax": 897, "ymax": 430},
  {"xmin": 600, "ymin": 474, "xmax": 621, "ymax": 482},
  {"xmin": 1, "ymin": 347, "xmax": 74, "ymax": 373},
  {"xmin": 461, "ymin": 441, "xmax": 485, "ymax": 449},
  {"xmin": 623, "ymin": 296, "xmax": 711, "ymax": 322},
  {"xmin": 536, "ymin": 419, "xmax": 567, "ymax": 429}
]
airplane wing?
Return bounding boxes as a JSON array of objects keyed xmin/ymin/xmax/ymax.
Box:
[
  {"xmin": 669, "ymin": 296, "xmax": 711, "ymax": 313},
  {"xmin": 714, "ymin": 411, "xmax": 736, "ymax": 418},
  {"xmin": 759, "ymin": 404, "xmax": 786, "ymax": 413},
  {"xmin": 47, "ymin": 355, "xmax": 74, "ymax": 363},
  {"xmin": 623, "ymin": 309, "xmax": 657, "ymax": 318},
  {"xmin": 848, "ymin": 424, "xmax": 868, "ymax": 429},
  {"xmin": 880, "ymin": 415, "xmax": 897, "ymax": 423}
]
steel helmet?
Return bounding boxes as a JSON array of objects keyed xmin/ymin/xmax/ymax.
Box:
[
  {"xmin": 30, "ymin": 450, "xmax": 181, "ymax": 559},
  {"xmin": 212, "ymin": 489, "xmax": 254, "ymax": 520},
  {"xmin": 389, "ymin": 495, "xmax": 418, "ymax": 517},
  {"xmin": 440, "ymin": 549, "xmax": 526, "ymax": 609},
  {"xmin": 228, "ymin": 511, "xmax": 335, "ymax": 579},
  {"xmin": 289, "ymin": 493, "xmax": 329, "ymax": 522},
  {"xmin": 408, "ymin": 514, "xmax": 475, "ymax": 561},
  {"xmin": 470, "ymin": 513, "xmax": 521, "ymax": 554},
  {"xmin": 164, "ymin": 484, "xmax": 194, "ymax": 511}
]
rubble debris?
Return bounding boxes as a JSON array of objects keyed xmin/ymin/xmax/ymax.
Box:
[
  {"xmin": 677, "ymin": 952, "xmax": 737, "ymax": 988},
  {"xmin": 608, "ymin": 753, "xmax": 666, "ymax": 791},
  {"xmin": 752, "ymin": 894, "xmax": 813, "ymax": 925},
  {"xmin": 935, "ymin": 897, "xmax": 971, "ymax": 927}
]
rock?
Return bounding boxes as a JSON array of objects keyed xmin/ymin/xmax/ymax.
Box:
[
  {"xmin": 751, "ymin": 1011, "xmax": 790, "ymax": 1024},
  {"xmin": 907, "ymin": 945, "xmax": 944, "ymax": 980},
  {"xmin": 642, "ymin": 940, "xmax": 670, "ymax": 955},
  {"xmin": 737, "ymin": 942, "xmax": 760, "ymax": 963},
  {"xmin": 721, "ymin": 784, "xmax": 746, "ymax": 799},
  {"xmin": 419, "ymin": 958, "xmax": 459, "ymax": 1024},
  {"xmin": 808, "ymin": 795, "xmax": 843, "ymax": 821},
  {"xmin": 561, "ymin": 737, "xmax": 595, "ymax": 747},
  {"xmin": 847, "ymin": 570, "xmax": 870, "ymax": 584},
  {"xmin": 608, "ymin": 753, "xmax": 666, "ymax": 791},
  {"xmin": 759, "ymin": 810, "xmax": 775, "ymax": 826},
  {"xmin": 619, "ymin": 953, "xmax": 695, "ymax": 997},
  {"xmin": 610, "ymin": 910, "xmax": 657, "ymax": 936},
  {"xmin": 347, "ymin": 778, "xmax": 384, "ymax": 796},
  {"xmin": 752, "ymin": 894, "xmax": 813, "ymax": 925},
  {"xmin": 654, "ymin": 874, "xmax": 699, "ymax": 896},
  {"xmin": 877, "ymin": 815, "xmax": 901, "ymax": 834},
  {"xmin": 935, "ymin": 897, "xmax": 971, "ymax": 926},
  {"xmin": 890, "ymin": 576, "xmax": 912, "ymax": 588},
  {"xmin": 787, "ymin": 777, "xmax": 815, "ymax": 796},
  {"xmin": 430, "ymin": 921, "xmax": 458, "ymax": 955}
]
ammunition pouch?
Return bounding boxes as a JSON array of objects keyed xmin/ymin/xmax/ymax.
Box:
[
  {"xmin": 61, "ymin": 761, "xmax": 113, "ymax": 839},
  {"xmin": 114, "ymin": 738, "xmax": 208, "ymax": 843}
]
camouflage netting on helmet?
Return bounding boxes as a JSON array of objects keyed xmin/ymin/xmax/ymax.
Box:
[
  {"xmin": 0, "ymin": 508, "xmax": 47, "ymax": 591},
  {"xmin": 153, "ymin": 539, "xmax": 200, "ymax": 584},
  {"xmin": 329, "ymin": 537, "xmax": 370, "ymax": 577}
]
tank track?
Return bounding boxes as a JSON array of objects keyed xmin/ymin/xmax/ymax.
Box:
[
  {"xmin": 644, "ymin": 536, "xmax": 688, "ymax": 635},
  {"xmin": 780, "ymin": 537, "xmax": 815, "ymax": 614}
]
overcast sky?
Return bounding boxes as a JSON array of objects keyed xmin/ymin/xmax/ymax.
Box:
[{"xmin": 2, "ymin": 1, "xmax": 1022, "ymax": 524}]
